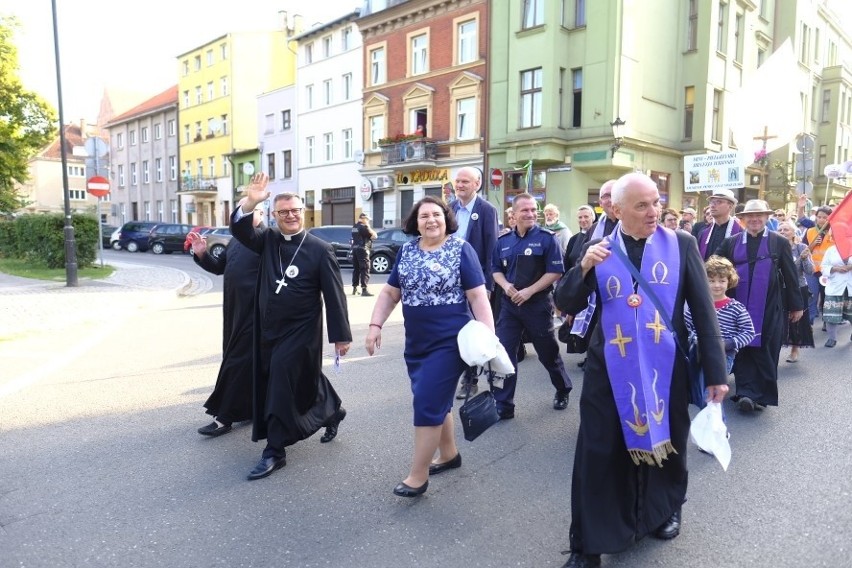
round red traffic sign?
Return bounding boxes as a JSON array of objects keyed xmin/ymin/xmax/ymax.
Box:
[
  {"xmin": 87, "ymin": 175, "xmax": 110, "ymax": 198},
  {"xmin": 490, "ymin": 168, "xmax": 503, "ymax": 186}
]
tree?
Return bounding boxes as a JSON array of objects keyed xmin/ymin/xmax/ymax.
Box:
[{"xmin": 0, "ymin": 16, "xmax": 57, "ymax": 215}]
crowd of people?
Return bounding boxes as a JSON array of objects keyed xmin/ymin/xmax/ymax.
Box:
[{"xmin": 185, "ymin": 168, "xmax": 848, "ymax": 568}]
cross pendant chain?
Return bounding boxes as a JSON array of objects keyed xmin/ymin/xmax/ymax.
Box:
[{"xmin": 275, "ymin": 277, "xmax": 287, "ymax": 294}]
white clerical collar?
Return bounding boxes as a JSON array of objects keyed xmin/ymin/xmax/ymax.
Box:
[{"xmin": 282, "ymin": 229, "xmax": 305, "ymax": 241}]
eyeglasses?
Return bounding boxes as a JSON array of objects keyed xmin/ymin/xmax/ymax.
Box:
[{"xmin": 274, "ymin": 208, "xmax": 304, "ymax": 217}]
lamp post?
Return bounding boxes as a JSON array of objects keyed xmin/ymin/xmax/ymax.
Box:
[
  {"xmin": 52, "ymin": 0, "xmax": 78, "ymax": 286},
  {"xmin": 610, "ymin": 117, "xmax": 626, "ymax": 158}
]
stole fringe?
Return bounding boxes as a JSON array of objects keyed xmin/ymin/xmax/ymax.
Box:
[{"xmin": 628, "ymin": 440, "xmax": 678, "ymax": 467}]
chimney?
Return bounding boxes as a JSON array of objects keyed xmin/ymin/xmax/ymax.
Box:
[
  {"xmin": 279, "ymin": 10, "xmax": 289, "ymax": 32},
  {"xmin": 79, "ymin": 118, "xmax": 87, "ymax": 136},
  {"xmin": 293, "ymin": 14, "xmax": 303, "ymax": 34}
]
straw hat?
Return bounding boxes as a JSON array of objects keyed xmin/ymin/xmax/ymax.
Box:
[
  {"xmin": 709, "ymin": 188, "xmax": 737, "ymax": 204},
  {"xmin": 736, "ymin": 199, "xmax": 773, "ymax": 216}
]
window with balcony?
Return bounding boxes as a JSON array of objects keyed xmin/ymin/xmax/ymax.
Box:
[
  {"xmin": 283, "ymin": 150, "xmax": 292, "ymax": 178},
  {"xmin": 410, "ymin": 33, "xmax": 429, "ymax": 75},
  {"xmin": 208, "ymin": 157, "xmax": 215, "ymax": 177},
  {"xmin": 523, "ymin": 0, "xmax": 544, "ymax": 29},
  {"xmin": 684, "ymin": 86, "xmax": 695, "ymax": 140},
  {"xmin": 369, "ymin": 115, "xmax": 384, "ymax": 151},
  {"xmin": 457, "ymin": 19, "xmax": 477, "ymax": 64},
  {"xmin": 196, "ymin": 159, "xmax": 203, "ymax": 178},
  {"xmin": 520, "ymin": 68, "xmax": 542, "ymax": 128},
  {"xmin": 370, "ymin": 46, "xmax": 386, "ymax": 85}
]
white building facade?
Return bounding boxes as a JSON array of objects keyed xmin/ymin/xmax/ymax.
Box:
[{"xmin": 257, "ymin": 85, "xmax": 299, "ymax": 221}]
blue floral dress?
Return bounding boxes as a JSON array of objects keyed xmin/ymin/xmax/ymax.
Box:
[{"xmin": 388, "ymin": 235, "xmax": 485, "ymax": 426}]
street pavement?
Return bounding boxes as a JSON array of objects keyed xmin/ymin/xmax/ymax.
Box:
[{"xmin": 0, "ymin": 260, "xmax": 850, "ymax": 567}]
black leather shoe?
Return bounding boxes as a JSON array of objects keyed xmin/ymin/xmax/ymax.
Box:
[
  {"xmin": 429, "ymin": 453, "xmax": 461, "ymax": 475},
  {"xmin": 456, "ymin": 382, "xmax": 478, "ymax": 399},
  {"xmin": 553, "ymin": 390, "xmax": 570, "ymax": 410},
  {"xmin": 653, "ymin": 510, "xmax": 681, "ymax": 540},
  {"xmin": 247, "ymin": 455, "xmax": 286, "ymax": 480},
  {"xmin": 577, "ymin": 358, "xmax": 586, "ymax": 368},
  {"xmin": 498, "ymin": 408, "xmax": 515, "ymax": 420},
  {"xmin": 561, "ymin": 552, "xmax": 601, "ymax": 567},
  {"xmin": 320, "ymin": 407, "xmax": 347, "ymax": 443},
  {"xmin": 736, "ymin": 396, "xmax": 754, "ymax": 412},
  {"xmin": 197, "ymin": 421, "xmax": 232, "ymax": 437},
  {"xmin": 393, "ymin": 480, "xmax": 428, "ymax": 497}
]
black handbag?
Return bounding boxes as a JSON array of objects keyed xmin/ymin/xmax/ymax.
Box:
[
  {"xmin": 558, "ymin": 320, "xmax": 589, "ymax": 354},
  {"xmin": 458, "ymin": 370, "xmax": 500, "ymax": 442}
]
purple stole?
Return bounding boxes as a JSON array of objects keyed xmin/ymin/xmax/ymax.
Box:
[
  {"xmin": 596, "ymin": 226, "xmax": 680, "ymax": 467},
  {"xmin": 732, "ymin": 229, "xmax": 771, "ymax": 347},
  {"xmin": 699, "ymin": 219, "xmax": 742, "ymax": 258}
]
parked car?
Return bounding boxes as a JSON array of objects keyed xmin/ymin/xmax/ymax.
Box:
[
  {"xmin": 203, "ymin": 227, "xmax": 233, "ymax": 259},
  {"xmin": 109, "ymin": 226, "xmax": 122, "ymax": 250},
  {"xmin": 183, "ymin": 225, "xmax": 213, "ymax": 252},
  {"xmin": 115, "ymin": 221, "xmax": 158, "ymax": 252},
  {"xmin": 147, "ymin": 223, "xmax": 193, "ymax": 254},
  {"xmin": 100, "ymin": 224, "xmax": 118, "ymax": 248},
  {"xmin": 307, "ymin": 225, "xmax": 411, "ymax": 274}
]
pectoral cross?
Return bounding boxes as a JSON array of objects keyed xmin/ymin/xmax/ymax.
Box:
[{"xmin": 275, "ymin": 277, "xmax": 287, "ymax": 294}]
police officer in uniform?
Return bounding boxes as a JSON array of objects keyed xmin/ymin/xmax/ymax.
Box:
[
  {"xmin": 491, "ymin": 193, "xmax": 573, "ymax": 419},
  {"xmin": 351, "ymin": 212, "xmax": 376, "ymax": 297}
]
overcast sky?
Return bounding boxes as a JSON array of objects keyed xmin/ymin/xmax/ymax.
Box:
[{"xmin": 3, "ymin": 0, "xmax": 360, "ymax": 121}]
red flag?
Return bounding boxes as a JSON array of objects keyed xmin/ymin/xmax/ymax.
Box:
[{"xmin": 827, "ymin": 191, "xmax": 852, "ymax": 259}]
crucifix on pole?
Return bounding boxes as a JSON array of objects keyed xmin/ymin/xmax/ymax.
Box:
[{"xmin": 753, "ymin": 126, "xmax": 778, "ymax": 201}]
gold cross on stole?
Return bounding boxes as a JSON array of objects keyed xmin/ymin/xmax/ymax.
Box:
[
  {"xmin": 645, "ymin": 311, "xmax": 667, "ymax": 344},
  {"xmin": 609, "ymin": 324, "xmax": 633, "ymax": 357}
]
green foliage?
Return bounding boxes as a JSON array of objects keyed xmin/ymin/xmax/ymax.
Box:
[
  {"xmin": 0, "ymin": 214, "xmax": 98, "ymax": 268},
  {"xmin": 0, "ymin": 16, "xmax": 58, "ymax": 215}
]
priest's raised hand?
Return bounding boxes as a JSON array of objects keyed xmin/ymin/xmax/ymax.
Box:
[{"xmin": 240, "ymin": 172, "xmax": 270, "ymax": 212}]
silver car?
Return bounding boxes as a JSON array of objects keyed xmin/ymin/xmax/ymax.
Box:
[{"xmin": 203, "ymin": 227, "xmax": 232, "ymax": 259}]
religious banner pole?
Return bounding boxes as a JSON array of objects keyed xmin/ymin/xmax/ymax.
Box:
[{"xmin": 753, "ymin": 126, "xmax": 777, "ymax": 201}]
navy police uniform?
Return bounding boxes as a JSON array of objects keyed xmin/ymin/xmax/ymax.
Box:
[{"xmin": 491, "ymin": 225, "xmax": 572, "ymax": 414}]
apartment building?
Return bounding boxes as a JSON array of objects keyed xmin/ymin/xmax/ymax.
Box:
[
  {"xmin": 358, "ymin": 0, "xmax": 489, "ymax": 227},
  {"xmin": 294, "ymin": 9, "xmax": 365, "ymax": 227},
  {"xmin": 257, "ymin": 86, "xmax": 300, "ymax": 224},
  {"xmin": 105, "ymin": 86, "xmax": 180, "ymax": 225}
]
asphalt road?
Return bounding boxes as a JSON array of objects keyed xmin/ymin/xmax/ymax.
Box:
[{"xmin": 0, "ymin": 262, "xmax": 850, "ymax": 567}]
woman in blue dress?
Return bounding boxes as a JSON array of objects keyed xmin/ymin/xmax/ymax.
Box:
[{"xmin": 366, "ymin": 196, "xmax": 495, "ymax": 497}]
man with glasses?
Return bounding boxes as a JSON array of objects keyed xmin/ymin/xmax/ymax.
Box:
[
  {"xmin": 696, "ymin": 188, "xmax": 742, "ymax": 260},
  {"xmin": 231, "ymin": 174, "xmax": 352, "ymax": 481}
]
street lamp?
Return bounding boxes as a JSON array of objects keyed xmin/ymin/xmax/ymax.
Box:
[{"xmin": 610, "ymin": 116, "xmax": 626, "ymax": 158}]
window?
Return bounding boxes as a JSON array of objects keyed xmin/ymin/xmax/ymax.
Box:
[
  {"xmin": 167, "ymin": 119, "xmax": 175, "ymax": 137},
  {"xmin": 206, "ymin": 49, "xmax": 213, "ymax": 66},
  {"xmin": 819, "ymin": 145, "xmax": 827, "ymax": 175},
  {"xmin": 564, "ymin": 0, "xmax": 586, "ymax": 28},
  {"xmin": 183, "ymin": 90, "xmax": 189, "ymax": 107},
  {"xmin": 184, "ymin": 124, "xmax": 190, "ymax": 144},
  {"xmin": 370, "ymin": 47, "xmax": 386, "ymax": 85},
  {"xmin": 184, "ymin": 161, "xmax": 190, "ymax": 179},
  {"xmin": 182, "ymin": 60, "xmax": 189, "ymax": 76},
  {"xmin": 572, "ymin": 68, "xmax": 582, "ymax": 128},
  {"xmin": 342, "ymin": 128, "xmax": 353, "ymax": 159},
  {"xmin": 822, "ymin": 89, "xmax": 831, "ymax": 122},
  {"xmin": 207, "ymin": 81, "xmax": 214, "ymax": 101},
  {"xmin": 267, "ymin": 153, "xmax": 276, "ymax": 179},
  {"xmin": 142, "ymin": 160, "xmax": 150, "ymax": 183},
  {"xmin": 712, "ymin": 89, "xmax": 722, "ymax": 142},
  {"xmin": 157, "ymin": 201, "xmax": 163, "ymax": 222},
  {"xmin": 757, "ymin": 47, "xmax": 766, "ymax": 68},
  {"xmin": 341, "ymin": 26, "xmax": 352, "ymax": 50},
  {"xmin": 116, "ymin": 132, "xmax": 123, "ymax": 149},
  {"xmin": 814, "ymin": 28, "xmax": 820, "ymax": 64},
  {"xmin": 169, "ymin": 156, "xmax": 177, "ymax": 180},
  {"xmin": 194, "ymin": 55, "xmax": 201, "ymax": 71},
  {"xmin": 118, "ymin": 164, "xmax": 125, "ymax": 187},
  {"xmin": 324, "ymin": 79, "xmax": 333, "ymax": 105},
  {"xmin": 734, "ymin": 12, "xmax": 743, "ymax": 63},
  {"xmin": 222, "ymin": 155, "xmax": 230, "ymax": 177},
  {"xmin": 456, "ymin": 97, "xmax": 476, "ymax": 140},
  {"xmin": 759, "ymin": 0, "xmax": 767, "ymax": 18},
  {"xmin": 154, "ymin": 123, "xmax": 162, "ymax": 140},
  {"xmin": 220, "ymin": 77, "xmax": 228, "ymax": 96},
  {"xmin": 305, "ymin": 43, "xmax": 313, "ymax": 64},
  {"xmin": 195, "ymin": 121, "xmax": 202, "ymax": 140},
  {"xmin": 283, "ymin": 150, "xmax": 292, "ymax": 178},
  {"xmin": 369, "ymin": 115, "xmax": 385, "ymax": 150},
  {"xmin": 306, "ymin": 84, "xmax": 314, "ymax": 110},
  {"xmin": 324, "ymin": 133, "xmax": 334, "ymax": 161},
  {"xmin": 170, "ymin": 200, "xmax": 177, "ymax": 223},
  {"xmin": 195, "ymin": 86, "xmax": 202, "ymax": 104},
  {"xmin": 322, "ymin": 35, "xmax": 332, "ymax": 58},
  {"xmin": 282, "ymin": 109, "xmax": 291, "ymax": 130},
  {"xmin": 141, "ymin": 127, "xmax": 149, "ymax": 143},
  {"xmin": 155, "ymin": 158, "xmax": 163, "ymax": 182},
  {"xmin": 342, "ymin": 73, "xmax": 352, "ymax": 100},
  {"xmin": 196, "ymin": 159, "xmax": 203, "ymax": 178},
  {"xmin": 716, "ymin": 2, "xmax": 727, "ymax": 53},
  {"xmin": 687, "ymin": 0, "xmax": 698, "ymax": 51},
  {"xmin": 520, "ymin": 68, "xmax": 543, "ymax": 128},
  {"xmin": 208, "ymin": 157, "xmax": 215, "ymax": 177},
  {"xmin": 69, "ymin": 188, "xmax": 85, "ymax": 200},
  {"xmin": 523, "ymin": 0, "xmax": 544, "ymax": 29},
  {"xmin": 221, "ymin": 114, "xmax": 228, "ymax": 135},
  {"xmin": 129, "ymin": 130, "xmax": 136, "ymax": 145},
  {"xmin": 411, "ymin": 34, "xmax": 428, "ymax": 75},
  {"xmin": 67, "ymin": 165, "xmax": 84, "ymax": 177},
  {"xmin": 457, "ymin": 20, "xmax": 477, "ymax": 64},
  {"xmin": 800, "ymin": 23, "xmax": 810, "ymax": 64},
  {"xmin": 811, "ymin": 85, "xmax": 818, "ymax": 120},
  {"xmin": 306, "ymin": 137, "xmax": 315, "ymax": 164},
  {"xmin": 131, "ymin": 163, "xmax": 137, "ymax": 186},
  {"xmin": 144, "ymin": 201, "xmax": 150, "ymax": 221},
  {"xmin": 264, "ymin": 113, "xmax": 275, "ymax": 134},
  {"xmin": 684, "ymin": 86, "xmax": 695, "ymax": 140}
]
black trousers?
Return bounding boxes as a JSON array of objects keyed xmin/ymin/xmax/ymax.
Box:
[{"xmin": 352, "ymin": 247, "xmax": 370, "ymax": 288}]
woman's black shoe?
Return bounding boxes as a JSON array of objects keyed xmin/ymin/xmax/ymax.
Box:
[
  {"xmin": 393, "ymin": 480, "xmax": 428, "ymax": 497},
  {"xmin": 320, "ymin": 407, "xmax": 346, "ymax": 443},
  {"xmin": 428, "ymin": 453, "xmax": 461, "ymax": 475}
]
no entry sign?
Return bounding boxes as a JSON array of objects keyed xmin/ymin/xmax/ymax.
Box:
[
  {"xmin": 87, "ymin": 175, "xmax": 110, "ymax": 198},
  {"xmin": 490, "ymin": 168, "xmax": 503, "ymax": 186}
]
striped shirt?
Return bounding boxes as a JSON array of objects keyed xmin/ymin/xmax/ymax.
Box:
[{"xmin": 686, "ymin": 297, "xmax": 755, "ymax": 352}]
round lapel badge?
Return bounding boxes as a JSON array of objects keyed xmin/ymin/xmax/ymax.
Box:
[
  {"xmin": 626, "ymin": 293, "xmax": 642, "ymax": 308},
  {"xmin": 285, "ymin": 265, "xmax": 299, "ymax": 279},
  {"xmin": 524, "ymin": 248, "xmax": 533, "ymax": 256},
  {"xmin": 471, "ymin": 212, "xmax": 479, "ymax": 221}
]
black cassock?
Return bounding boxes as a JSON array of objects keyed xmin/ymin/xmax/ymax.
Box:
[
  {"xmin": 554, "ymin": 231, "xmax": 727, "ymax": 555},
  {"xmin": 717, "ymin": 231, "xmax": 802, "ymax": 406},
  {"xmin": 231, "ymin": 216, "xmax": 352, "ymax": 448},
  {"xmin": 193, "ymin": 237, "xmax": 259, "ymax": 424}
]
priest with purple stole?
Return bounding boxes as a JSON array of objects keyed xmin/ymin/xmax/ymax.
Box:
[
  {"xmin": 231, "ymin": 173, "xmax": 352, "ymax": 481},
  {"xmin": 697, "ymin": 188, "xmax": 743, "ymax": 260},
  {"xmin": 717, "ymin": 199, "xmax": 803, "ymax": 413},
  {"xmin": 553, "ymin": 173, "xmax": 728, "ymax": 568}
]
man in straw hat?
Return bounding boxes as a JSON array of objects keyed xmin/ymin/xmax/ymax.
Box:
[
  {"xmin": 697, "ymin": 188, "xmax": 742, "ymax": 260},
  {"xmin": 717, "ymin": 199, "xmax": 803, "ymax": 413}
]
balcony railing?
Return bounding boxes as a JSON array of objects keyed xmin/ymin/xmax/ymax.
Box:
[
  {"xmin": 180, "ymin": 175, "xmax": 218, "ymax": 192},
  {"xmin": 379, "ymin": 140, "xmax": 438, "ymax": 166}
]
